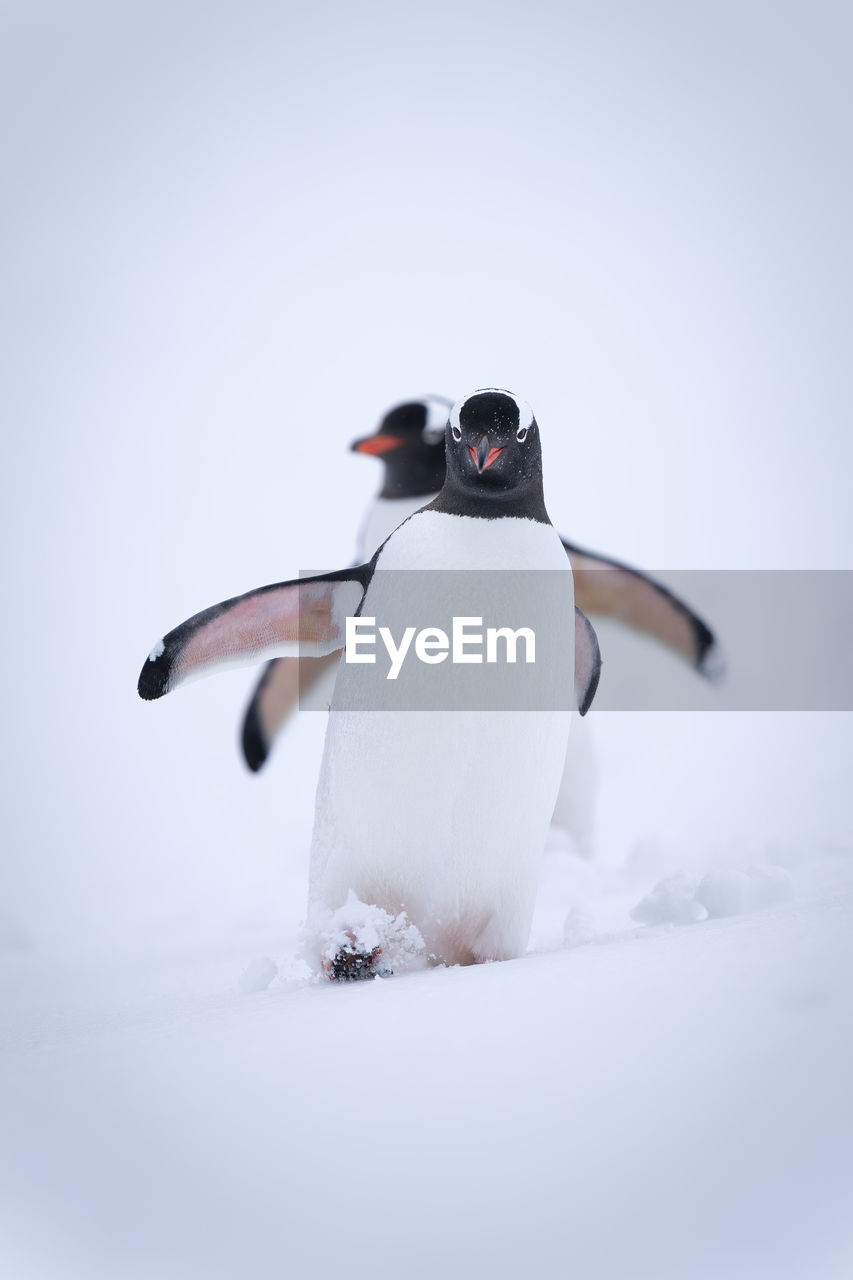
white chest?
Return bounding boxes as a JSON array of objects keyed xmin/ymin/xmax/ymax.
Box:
[
  {"xmin": 371, "ymin": 509, "xmax": 570, "ymax": 572},
  {"xmin": 308, "ymin": 511, "xmax": 575, "ymax": 966}
]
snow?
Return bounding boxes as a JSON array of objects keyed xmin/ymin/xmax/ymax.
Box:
[
  {"xmin": 3, "ymin": 715, "xmax": 852, "ymax": 1278},
  {"xmin": 237, "ymin": 954, "xmax": 278, "ymax": 994},
  {"xmin": 630, "ymin": 871, "xmax": 710, "ymax": 925},
  {"xmin": 628, "ymin": 864, "xmax": 795, "ymax": 926},
  {"xmin": 696, "ymin": 865, "xmax": 795, "ymax": 917},
  {"xmin": 2, "ymin": 838, "xmax": 852, "ymax": 1280}
]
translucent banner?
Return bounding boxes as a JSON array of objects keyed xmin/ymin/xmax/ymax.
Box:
[{"xmin": 297, "ymin": 569, "xmax": 853, "ymax": 712}]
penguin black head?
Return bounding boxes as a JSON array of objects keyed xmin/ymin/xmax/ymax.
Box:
[
  {"xmin": 350, "ymin": 397, "xmax": 452, "ymax": 499},
  {"xmin": 432, "ymin": 389, "xmax": 549, "ymax": 522}
]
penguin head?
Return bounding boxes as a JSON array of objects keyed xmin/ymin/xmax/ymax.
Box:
[
  {"xmin": 351, "ymin": 397, "xmax": 452, "ymax": 499},
  {"xmin": 445, "ymin": 389, "xmax": 543, "ymax": 498}
]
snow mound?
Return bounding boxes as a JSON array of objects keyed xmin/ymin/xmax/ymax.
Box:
[
  {"xmin": 238, "ymin": 956, "xmax": 279, "ymax": 994},
  {"xmin": 695, "ymin": 866, "xmax": 795, "ymax": 917},
  {"xmin": 562, "ymin": 907, "xmax": 596, "ymax": 949},
  {"xmin": 303, "ymin": 893, "xmax": 428, "ymax": 979},
  {"xmin": 629, "ymin": 873, "xmax": 708, "ymax": 926},
  {"xmin": 631, "ymin": 865, "xmax": 795, "ymax": 927}
]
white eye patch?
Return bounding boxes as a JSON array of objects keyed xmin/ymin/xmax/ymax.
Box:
[
  {"xmin": 422, "ymin": 395, "xmax": 453, "ymax": 444},
  {"xmin": 516, "ymin": 400, "xmax": 534, "ymax": 441},
  {"xmin": 449, "ymin": 389, "xmax": 535, "ymax": 442}
]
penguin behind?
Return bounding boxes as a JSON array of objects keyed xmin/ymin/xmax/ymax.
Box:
[
  {"xmin": 349, "ymin": 395, "xmax": 451, "ymax": 556},
  {"xmin": 241, "ymin": 395, "xmax": 452, "ymax": 773},
  {"xmin": 138, "ymin": 389, "xmax": 601, "ymax": 977}
]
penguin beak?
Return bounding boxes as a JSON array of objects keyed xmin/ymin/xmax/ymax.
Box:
[
  {"xmin": 351, "ymin": 434, "xmax": 405, "ymax": 456},
  {"xmin": 470, "ymin": 435, "xmax": 504, "ymax": 474}
]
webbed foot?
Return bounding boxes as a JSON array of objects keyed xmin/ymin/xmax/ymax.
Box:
[{"xmin": 326, "ymin": 938, "xmax": 389, "ymax": 982}]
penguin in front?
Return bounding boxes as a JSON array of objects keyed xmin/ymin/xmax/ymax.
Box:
[
  {"xmin": 241, "ymin": 395, "xmax": 720, "ymax": 778},
  {"xmin": 138, "ymin": 389, "xmax": 601, "ymax": 976}
]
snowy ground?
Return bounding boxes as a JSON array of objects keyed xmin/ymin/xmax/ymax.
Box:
[{"xmin": 2, "ymin": 713, "xmax": 851, "ymax": 1280}]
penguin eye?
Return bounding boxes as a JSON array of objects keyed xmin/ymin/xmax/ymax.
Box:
[
  {"xmin": 451, "ymin": 424, "xmax": 462, "ymax": 442},
  {"xmin": 516, "ymin": 424, "xmax": 530, "ymax": 443}
]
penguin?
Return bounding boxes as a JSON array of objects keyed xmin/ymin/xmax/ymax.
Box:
[
  {"xmin": 139, "ymin": 389, "xmax": 601, "ymax": 976},
  {"xmin": 349, "ymin": 395, "xmax": 452, "ymax": 557},
  {"xmin": 240, "ymin": 396, "xmax": 453, "ymax": 772},
  {"xmin": 241, "ymin": 395, "xmax": 720, "ymax": 778}
]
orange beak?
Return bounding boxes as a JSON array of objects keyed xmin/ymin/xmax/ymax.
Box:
[
  {"xmin": 351, "ymin": 434, "xmax": 406, "ymax": 456},
  {"xmin": 469, "ymin": 435, "xmax": 504, "ymax": 473}
]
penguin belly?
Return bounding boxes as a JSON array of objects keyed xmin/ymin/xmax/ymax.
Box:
[{"xmin": 307, "ymin": 511, "xmax": 574, "ymax": 967}]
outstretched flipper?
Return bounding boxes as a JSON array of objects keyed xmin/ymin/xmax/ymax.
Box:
[
  {"xmin": 138, "ymin": 567, "xmax": 369, "ymax": 701},
  {"xmin": 575, "ymin": 607, "xmax": 602, "ymax": 716},
  {"xmin": 563, "ymin": 539, "xmax": 719, "ymax": 676},
  {"xmin": 242, "ymin": 653, "xmax": 341, "ymax": 772}
]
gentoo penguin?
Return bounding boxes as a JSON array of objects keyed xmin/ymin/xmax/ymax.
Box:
[
  {"xmin": 139, "ymin": 389, "xmax": 601, "ymax": 976},
  {"xmin": 241, "ymin": 396, "xmax": 720, "ymax": 777},
  {"xmin": 240, "ymin": 396, "xmax": 453, "ymax": 772},
  {"xmin": 350, "ymin": 395, "xmax": 452, "ymax": 556}
]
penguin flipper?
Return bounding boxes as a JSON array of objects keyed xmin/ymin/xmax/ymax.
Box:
[
  {"xmin": 575, "ymin": 607, "xmax": 602, "ymax": 716},
  {"xmin": 138, "ymin": 567, "xmax": 368, "ymax": 702},
  {"xmin": 241, "ymin": 652, "xmax": 340, "ymax": 772},
  {"xmin": 563, "ymin": 538, "xmax": 720, "ymax": 676}
]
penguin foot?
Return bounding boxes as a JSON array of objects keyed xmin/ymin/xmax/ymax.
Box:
[
  {"xmin": 326, "ymin": 938, "xmax": 389, "ymax": 982},
  {"xmin": 306, "ymin": 894, "xmax": 428, "ymax": 982}
]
